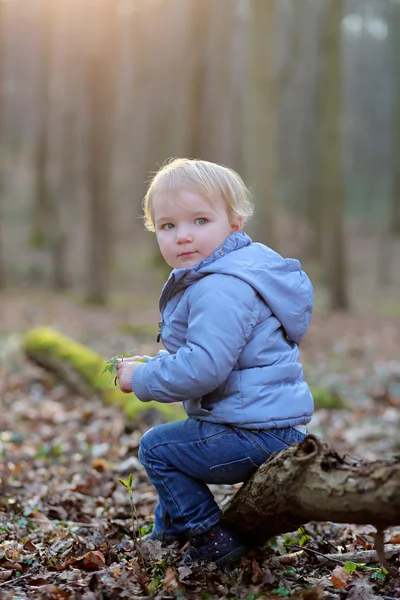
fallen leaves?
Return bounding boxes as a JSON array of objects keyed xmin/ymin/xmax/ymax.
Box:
[
  {"xmin": 1, "ymin": 300, "xmax": 400, "ymax": 599},
  {"xmin": 331, "ymin": 565, "xmax": 351, "ymax": 589},
  {"xmin": 67, "ymin": 551, "xmax": 106, "ymax": 571}
]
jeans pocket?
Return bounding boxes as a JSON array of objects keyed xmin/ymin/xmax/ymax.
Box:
[{"xmin": 210, "ymin": 456, "xmax": 259, "ymax": 484}]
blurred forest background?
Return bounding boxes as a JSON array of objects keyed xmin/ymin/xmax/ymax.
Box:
[{"xmin": 0, "ymin": 0, "xmax": 399, "ymax": 314}]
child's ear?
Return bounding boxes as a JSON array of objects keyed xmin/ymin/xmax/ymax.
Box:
[{"xmin": 230, "ymin": 215, "xmax": 243, "ymax": 232}]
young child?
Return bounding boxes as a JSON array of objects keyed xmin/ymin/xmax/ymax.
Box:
[{"xmin": 116, "ymin": 158, "xmax": 314, "ymax": 567}]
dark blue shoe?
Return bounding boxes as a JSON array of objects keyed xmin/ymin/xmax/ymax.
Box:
[{"xmin": 180, "ymin": 521, "xmax": 247, "ymax": 566}]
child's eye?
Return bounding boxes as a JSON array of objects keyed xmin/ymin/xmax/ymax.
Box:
[
  {"xmin": 195, "ymin": 218, "xmax": 208, "ymax": 225},
  {"xmin": 162, "ymin": 223, "xmax": 174, "ymax": 230}
]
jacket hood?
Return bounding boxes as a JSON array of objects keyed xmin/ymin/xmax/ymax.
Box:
[{"xmin": 167, "ymin": 231, "xmax": 313, "ymax": 345}]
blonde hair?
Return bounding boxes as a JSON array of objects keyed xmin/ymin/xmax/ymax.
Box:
[{"xmin": 143, "ymin": 158, "xmax": 254, "ymax": 232}]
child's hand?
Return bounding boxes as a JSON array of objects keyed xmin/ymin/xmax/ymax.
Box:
[{"xmin": 116, "ymin": 358, "xmax": 142, "ymax": 393}]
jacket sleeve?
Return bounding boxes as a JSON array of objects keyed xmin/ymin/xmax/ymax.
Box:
[
  {"xmin": 142, "ymin": 350, "xmax": 170, "ymax": 363},
  {"xmin": 131, "ymin": 274, "xmax": 258, "ymax": 403}
]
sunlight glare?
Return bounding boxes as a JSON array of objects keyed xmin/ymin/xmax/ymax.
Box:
[{"xmin": 342, "ymin": 13, "xmax": 388, "ymax": 40}]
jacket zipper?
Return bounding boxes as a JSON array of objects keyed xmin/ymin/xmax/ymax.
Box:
[{"xmin": 157, "ymin": 321, "xmax": 162, "ymax": 343}]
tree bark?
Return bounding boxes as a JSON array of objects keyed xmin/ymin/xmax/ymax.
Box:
[
  {"xmin": 31, "ymin": 0, "xmax": 53, "ymax": 250},
  {"xmin": 225, "ymin": 434, "xmax": 400, "ymax": 548},
  {"xmin": 318, "ymin": 0, "xmax": 349, "ymax": 311},
  {"xmin": 0, "ymin": 0, "xmax": 3, "ymax": 290},
  {"xmin": 244, "ymin": 0, "xmax": 277, "ymax": 250},
  {"xmin": 390, "ymin": 2, "xmax": 400, "ymax": 236},
  {"xmin": 84, "ymin": 0, "xmax": 117, "ymax": 304}
]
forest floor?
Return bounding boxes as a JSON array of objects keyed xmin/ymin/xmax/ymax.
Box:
[{"xmin": 0, "ymin": 291, "xmax": 400, "ymax": 599}]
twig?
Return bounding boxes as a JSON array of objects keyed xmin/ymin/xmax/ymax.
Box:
[
  {"xmin": 374, "ymin": 529, "xmax": 397, "ymax": 576},
  {"xmin": 0, "ymin": 573, "xmax": 32, "ymax": 588},
  {"xmin": 0, "ymin": 512, "xmax": 104, "ymax": 529},
  {"xmin": 289, "ymin": 544, "xmax": 346, "ymax": 565},
  {"xmin": 313, "ymin": 544, "xmax": 400, "ymax": 566}
]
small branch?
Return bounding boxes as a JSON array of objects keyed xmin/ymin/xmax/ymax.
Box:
[
  {"xmin": 290, "ymin": 544, "xmax": 346, "ymax": 566},
  {"xmin": 315, "ymin": 543, "xmax": 400, "ymax": 566},
  {"xmin": 0, "ymin": 511, "xmax": 105, "ymax": 529},
  {"xmin": 0, "ymin": 573, "xmax": 32, "ymax": 588},
  {"xmin": 374, "ymin": 529, "xmax": 397, "ymax": 576}
]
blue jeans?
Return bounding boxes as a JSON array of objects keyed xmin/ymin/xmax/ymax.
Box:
[{"xmin": 138, "ymin": 418, "xmax": 306, "ymax": 538}]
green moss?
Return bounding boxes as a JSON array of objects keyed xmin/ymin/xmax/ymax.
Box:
[
  {"xmin": 22, "ymin": 327, "xmax": 184, "ymax": 421},
  {"xmin": 311, "ymin": 386, "xmax": 348, "ymax": 410}
]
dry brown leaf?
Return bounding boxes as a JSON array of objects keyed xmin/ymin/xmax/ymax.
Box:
[
  {"xmin": 0, "ymin": 570, "xmax": 13, "ymax": 582},
  {"xmin": 28, "ymin": 577, "xmax": 51, "ymax": 586},
  {"xmin": 92, "ymin": 458, "xmax": 109, "ymax": 472},
  {"xmin": 31, "ymin": 511, "xmax": 54, "ymax": 531},
  {"xmin": 164, "ymin": 566, "xmax": 181, "ymax": 593},
  {"xmin": 251, "ymin": 558, "xmax": 263, "ymax": 584},
  {"xmin": 355, "ymin": 534, "xmax": 372, "ymax": 550},
  {"xmin": 23, "ymin": 540, "xmax": 37, "ymax": 552},
  {"xmin": 68, "ymin": 551, "xmax": 105, "ymax": 571},
  {"xmin": 36, "ymin": 584, "xmax": 70, "ymax": 599},
  {"xmin": 1, "ymin": 560, "xmax": 22, "ymax": 571},
  {"xmin": 331, "ymin": 565, "xmax": 351, "ymax": 589}
]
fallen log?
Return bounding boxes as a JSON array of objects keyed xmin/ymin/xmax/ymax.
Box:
[
  {"xmin": 225, "ymin": 434, "xmax": 400, "ymax": 549},
  {"xmin": 21, "ymin": 327, "xmax": 184, "ymax": 422}
]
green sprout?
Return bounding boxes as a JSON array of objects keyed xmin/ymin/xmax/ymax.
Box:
[
  {"xmin": 101, "ymin": 352, "xmax": 135, "ymax": 385},
  {"xmin": 118, "ymin": 473, "xmax": 140, "ymax": 544}
]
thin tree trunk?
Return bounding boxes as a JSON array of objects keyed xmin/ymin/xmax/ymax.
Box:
[
  {"xmin": 186, "ymin": 0, "xmax": 209, "ymax": 159},
  {"xmin": 85, "ymin": 0, "xmax": 117, "ymax": 304},
  {"xmin": 0, "ymin": 0, "xmax": 3, "ymax": 289},
  {"xmin": 31, "ymin": 0, "xmax": 52, "ymax": 249},
  {"xmin": 244, "ymin": 0, "xmax": 277, "ymax": 249},
  {"xmin": 318, "ymin": 0, "xmax": 348, "ymax": 311},
  {"xmin": 48, "ymin": 0, "xmax": 69, "ymax": 290},
  {"xmin": 390, "ymin": 3, "xmax": 400, "ymax": 236}
]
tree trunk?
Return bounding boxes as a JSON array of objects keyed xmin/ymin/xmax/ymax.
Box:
[
  {"xmin": 31, "ymin": 0, "xmax": 53, "ymax": 250},
  {"xmin": 225, "ymin": 434, "xmax": 400, "ymax": 548},
  {"xmin": 0, "ymin": 0, "xmax": 3, "ymax": 290},
  {"xmin": 48, "ymin": 0, "xmax": 78, "ymax": 291},
  {"xmin": 186, "ymin": 0, "xmax": 209, "ymax": 160},
  {"xmin": 244, "ymin": 0, "xmax": 277, "ymax": 250},
  {"xmin": 318, "ymin": 0, "xmax": 349, "ymax": 311},
  {"xmin": 84, "ymin": 0, "xmax": 117, "ymax": 304},
  {"xmin": 390, "ymin": 3, "xmax": 400, "ymax": 237}
]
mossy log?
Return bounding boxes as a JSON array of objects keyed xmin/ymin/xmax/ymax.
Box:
[
  {"xmin": 225, "ymin": 434, "xmax": 400, "ymax": 549},
  {"xmin": 21, "ymin": 327, "xmax": 183, "ymax": 422}
]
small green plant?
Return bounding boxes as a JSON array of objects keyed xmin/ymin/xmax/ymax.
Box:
[
  {"xmin": 271, "ymin": 588, "xmax": 290, "ymax": 598},
  {"xmin": 118, "ymin": 473, "xmax": 140, "ymax": 544},
  {"xmin": 344, "ymin": 561, "xmax": 359, "ymax": 574},
  {"xmin": 101, "ymin": 352, "xmax": 133, "ymax": 374},
  {"xmin": 370, "ymin": 567, "xmax": 388, "ymax": 581},
  {"xmin": 343, "ymin": 561, "xmax": 389, "ymax": 581},
  {"xmin": 140, "ymin": 523, "xmax": 154, "ymax": 537},
  {"xmin": 283, "ymin": 566, "xmax": 297, "ymax": 576},
  {"xmin": 101, "ymin": 352, "xmax": 137, "ymax": 385}
]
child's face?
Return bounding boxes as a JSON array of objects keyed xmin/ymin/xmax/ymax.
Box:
[{"xmin": 153, "ymin": 189, "xmax": 242, "ymax": 269}]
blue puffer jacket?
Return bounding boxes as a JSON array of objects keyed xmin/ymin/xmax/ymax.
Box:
[{"xmin": 132, "ymin": 231, "xmax": 314, "ymax": 429}]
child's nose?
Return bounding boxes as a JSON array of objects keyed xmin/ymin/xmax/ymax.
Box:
[{"xmin": 176, "ymin": 226, "xmax": 192, "ymax": 243}]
